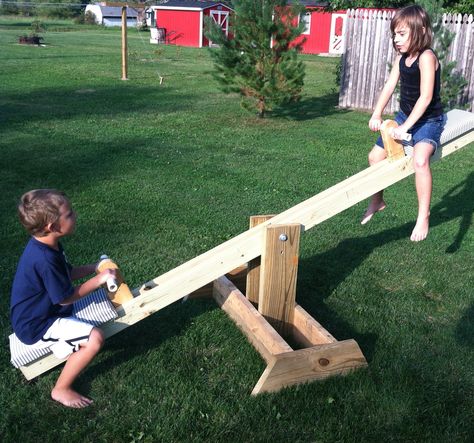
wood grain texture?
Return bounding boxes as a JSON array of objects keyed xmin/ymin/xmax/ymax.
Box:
[
  {"xmin": 258, "ymin": 224, "xmax": 301, "ymax": 336},
  {"xmin": 19, "ymin": 130, "xmax": 473, "ymax": 380},
  {"xmin": 246, "ymin": 215, "xmax": 275, "ymax": 304},
  {"xmin": 252, "ymin": 340, "xmax": 368, "ymax": 395}
]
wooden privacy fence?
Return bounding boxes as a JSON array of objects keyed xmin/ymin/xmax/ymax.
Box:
[{"xmin": 339, "ymin": 9, "xmax": 474, "ymax": 113}]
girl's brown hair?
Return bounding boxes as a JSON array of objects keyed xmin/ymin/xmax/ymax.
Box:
[
  {"xmin": 391, "ymin": 5, "xmax": 433, "ymax": 55},
  {"xmin": 18, "ymin": 189, "xmax": 69, "ymax": 237}
]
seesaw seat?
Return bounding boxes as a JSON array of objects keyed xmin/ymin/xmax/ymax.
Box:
[{"xmin": 9, "ymin": 288, "xmax": 117, "ymax": 368}]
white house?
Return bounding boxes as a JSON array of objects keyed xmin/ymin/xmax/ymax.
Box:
[{"xmin": 85, "ymin": 4, "xmax": 139, "ymax": 27}]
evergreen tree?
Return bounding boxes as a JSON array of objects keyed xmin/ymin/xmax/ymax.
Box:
[{"xmin": 205, "ymin": 0, "xmax": 306, "ymax": 118}]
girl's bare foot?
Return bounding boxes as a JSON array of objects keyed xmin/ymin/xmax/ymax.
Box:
[
  {"xmin": 361, "ymin": 200, "xmax": 386, "ymax": 225},
  {"xmin": 51, "ymin": 387, "xmax": 93, "ymax": 408},
  {"xmin": 410, "ymin": 216, "xmax": 430, "ymax": 242}
]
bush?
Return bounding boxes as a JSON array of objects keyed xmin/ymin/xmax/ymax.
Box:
[{"xmin": 74, "ymin": 10, "xmax": 99, "ymax": 25}]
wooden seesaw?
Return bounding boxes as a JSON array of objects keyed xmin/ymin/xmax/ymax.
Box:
[{"xmin": 14, "ymin": 109, "xmax": 474, "ymax": 394}]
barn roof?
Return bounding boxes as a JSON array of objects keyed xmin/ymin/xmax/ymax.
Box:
[
  {"xmin": 153, "ymin": 1, "xmax": 232, "ymax": 10},
  {"xmin": 94, "ymin": 5, "xmax": 139, "ymax": 18},
  {"xmin": 289, "ymin": 1, "xmax": 327, "ymax": 6},
  {"xmin": 152, "ymin": 1, "xmax": 327, "ymax": 10}
]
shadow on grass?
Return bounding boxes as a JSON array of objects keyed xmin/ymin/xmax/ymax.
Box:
[
  {"xmin": 0, "ymin": 84, "xmax": 195, "ymax": 126},
  {"xmin": 79, "ymin": 172, "xmax": 473, "ymax": 377},
  {"xmin": 270, "ymin": 92, "xmax": 349, "ymax": 121},
  {"xmin": 434, "ymin": 172, "xmax": 474, "ymax": 254},
  {"xmin": 456, "ymin": 303, "xmax": 474, "ymax": 347},
  {"xmin": 297, "ymin": 173, "xmax": 473, "ymax": 360},
  {"xmin": 82, "ymin": 298, "xmax": 216, "ymax": 384}
]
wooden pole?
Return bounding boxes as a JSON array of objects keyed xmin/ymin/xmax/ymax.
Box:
[
  {"xmin": 246, "ymin": 215, "xmax": 275, "ymax": 304},
  {"xmin": 258, "ymin": 224, "xmax": 301, "ymax": 337},
  {"xmin": 121, "ymin": 6, "xmax": 128, "ymax": 80}
]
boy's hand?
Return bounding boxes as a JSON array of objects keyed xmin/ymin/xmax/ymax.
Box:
[
  {"xmin": 97, "ymin": 268, "xmax": 117, "ymax": 286},
  {"xmin": 369, "ymin": 116, "xmax": 382, "ymax": 132}
]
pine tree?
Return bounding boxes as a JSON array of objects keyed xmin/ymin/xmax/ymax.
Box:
[{"xmin": 205, "ymin": 0, "xmax": 306, "ymax": 118}]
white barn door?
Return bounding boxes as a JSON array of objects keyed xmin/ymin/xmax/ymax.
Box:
[{"xmin": 209, "ymin": 9, "xmax": 229, "ymax": 46}]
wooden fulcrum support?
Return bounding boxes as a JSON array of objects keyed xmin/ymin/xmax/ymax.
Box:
[
  {"xmin": 14, "ymin": 110, "xmax": 473, "ymax": 386},
  {"xmin": 212, "ymin": 216, "xmax": 367, "ymax": 395}
]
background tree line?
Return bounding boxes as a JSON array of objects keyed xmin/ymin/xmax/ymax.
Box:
[
  {"xmin": 0, "ymin": 0, "xmax": 87, "ymax": 18},
  {"xmin": 327, "ymin": 0, "xmax": 472, "ymax": 14},
  {"xmin": 0, "ymin": 0, "xmax": 472, "ymax": 18}
]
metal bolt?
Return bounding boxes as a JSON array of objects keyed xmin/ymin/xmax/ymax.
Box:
[{"xmin": 279, "ymin": 234, "xmax": 288, "ymax": 242}]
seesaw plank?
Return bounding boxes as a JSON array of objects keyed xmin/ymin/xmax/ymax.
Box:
[
  {"xmin": 19, "ymin": 128, "xmax": 473, "ymax": 380},
  {"xmin": 117, "ymin": 130, "xmax": 473, "ymax": 327}
]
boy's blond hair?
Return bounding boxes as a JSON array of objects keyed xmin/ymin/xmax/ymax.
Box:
[{"xmin": 18, "ymin": 189, "xmax": 69, "ymax": 237}]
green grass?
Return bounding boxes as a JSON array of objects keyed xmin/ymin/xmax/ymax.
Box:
[{"xmin": 1, "ymin": 17, "xmax": 473, "ymax": 443}]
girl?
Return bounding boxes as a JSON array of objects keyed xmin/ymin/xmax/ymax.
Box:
[{"xmin": 361, "ymin": 5, "xmax": 446, "ymax": 242}]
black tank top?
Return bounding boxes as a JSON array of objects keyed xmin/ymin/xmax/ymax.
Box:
[{"xmin": 399, "ymin": 49, "xmax": 443, "ymax": 119}]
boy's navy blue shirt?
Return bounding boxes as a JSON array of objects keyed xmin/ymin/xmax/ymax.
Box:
[{"xmin": 11, "ymin": 237, "xmax": 74, "ymax": 345}]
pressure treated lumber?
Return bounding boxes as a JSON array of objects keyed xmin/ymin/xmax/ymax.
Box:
[
  {"xmin": 213, "ymin": 276, "xmax": 292, "ymax": 363},
  {"xmin": 96, "ymin": 259, "xmax": 133, "ymax": 307},
  {"xmin": 292, "ymin": 304, "xmax": 337, "ymax": 347},
  {"xmin": 380, "ymin": 119, "xmax": 405, "ymax": 160},
  {"xmin": 258, "ymin": 224, "xmax": 301, "ymax": 336},
  {"xmin": 252, "ymin": 339, "xmax": 368, "ymax": 395},
  {"xmin": 18, "ymin": 130, "xmax": 473, "ymax": 380},
  {"xmin": 116, "ymin": 130, "xmax": 472, "ymax": 328},
  {"xmin": 246, "ymin": 215, "xmax": 275, "ymax": 304},
  {"xmin": 213, "ymin": 276, "xmax": 366, "ymax": 395}
]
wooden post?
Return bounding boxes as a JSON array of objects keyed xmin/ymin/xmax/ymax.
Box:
[
  {"xmin": 258, "ymin": 224, "xmax": 301, "ymax": 337},
  {"xmin": 246, "ymin": 215, "xmax": 275, "ymax": 304},
  {"xmin": 121, "ymin": 6, "xmax": 128, "ymax": 80},
  {"xmin": 96, "ymin": 258, "xmax": 134, "ymax": 308},
  {"xmin": 380, "ymin": 120, "xmax": 405, "ymax": 160}
]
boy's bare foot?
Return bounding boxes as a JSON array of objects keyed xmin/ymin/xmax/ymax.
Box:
[
  {"xmin": 51, "ymin": 387, "xmax": 93, "ymax": 408},
  {"xmin": 361, "ymin": 200, "xmax": 386, "ymax": 225},
  {"xmin": 410, "ymin": 216, "xmax": 429, "ymax": 242}
]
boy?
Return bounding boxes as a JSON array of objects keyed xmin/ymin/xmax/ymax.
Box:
[{"xmin": 10, "ymin": 189, "xmax": 117, "ymax": 408}]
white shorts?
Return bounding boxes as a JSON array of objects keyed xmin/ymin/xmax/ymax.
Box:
[{"xmin": 31, "ymin": 317, "xmax": 94, "ymax": 359}]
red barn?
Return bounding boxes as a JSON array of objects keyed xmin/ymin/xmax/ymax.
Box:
[
  {"xmin": 295, "ymin": 4, "xmax": 394, "ymax": 55},
  {"xmin": 149, "ymin": 1, "xmax": 233, "ymax": 48},
  {"xmin": 292, "ymin": 2, "xmax": 347, "ymax": 55}
]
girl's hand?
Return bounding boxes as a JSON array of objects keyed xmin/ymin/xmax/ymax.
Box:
[
  {"xmin": 391, "ymin": 124, "xmax": 409, "ymax": 140},
  {"xmin": 369, "ymin": 117, "xmax": 382, "ymax": 132}
]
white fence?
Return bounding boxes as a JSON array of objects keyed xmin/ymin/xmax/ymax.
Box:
[{"xmin": 338, "ymin": 9, "xmax": 474, "ymax": 113}]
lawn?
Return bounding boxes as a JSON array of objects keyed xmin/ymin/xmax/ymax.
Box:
[{"xmin": 0, "ymin": 17, "xmax": 473, "ymax": 443}]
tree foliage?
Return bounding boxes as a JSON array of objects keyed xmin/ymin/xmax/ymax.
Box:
[
  {"xmin": 416, "ymin": 0, "xmax": 468, "ymax": 110},
  {"xmin": 326, "ymin": 0, "xmax": 472, "ymax": 14},
  {"xmin": 0, "ymin": 0, "xmax": 89, "ymax": 18},
  {"xmin": 205, "ymin": 0, "xmax": 306, "ymax": 118}
]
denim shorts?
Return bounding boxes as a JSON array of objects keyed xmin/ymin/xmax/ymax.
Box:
[{"xmin": 375, "ymin": 111, "xmax": 447, "ymax": 153}]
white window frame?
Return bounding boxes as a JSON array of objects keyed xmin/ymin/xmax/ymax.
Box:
[{"xmin": 300, "ymin": 12, "xmax": 311, "ymax": 35}]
